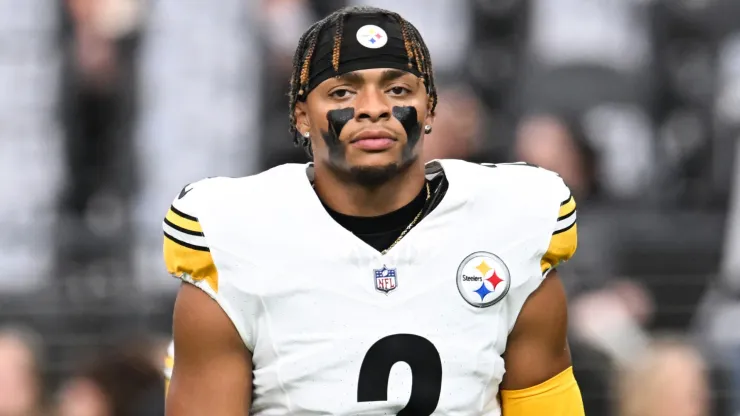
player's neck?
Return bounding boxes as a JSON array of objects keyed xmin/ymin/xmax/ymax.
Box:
[{"xmin": 313, "ymin": 164, "xmax": 427, "ymax": 217}]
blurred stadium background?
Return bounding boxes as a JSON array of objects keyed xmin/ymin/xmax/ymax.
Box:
[{"xmin": 1, "ymin": 0, "xmax": 740, "ymax": 414}]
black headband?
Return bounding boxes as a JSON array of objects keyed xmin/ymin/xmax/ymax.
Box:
[{"xmin": 299, "ymin": 13, "xmax": 422, "ymax": 100}]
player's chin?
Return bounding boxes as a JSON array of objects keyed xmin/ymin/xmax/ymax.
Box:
[
  {"xmin": 346, "ymin": 149, "xmax": 403, "ymax": 170},
  {"xmin": 347, "ymin": 161, "xmax": 405, "ymax": 187}
]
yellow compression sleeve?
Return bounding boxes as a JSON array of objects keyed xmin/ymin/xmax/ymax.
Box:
[{"xmin": 500, "ymin": 366, "xmax": 585, "ymax": 416}]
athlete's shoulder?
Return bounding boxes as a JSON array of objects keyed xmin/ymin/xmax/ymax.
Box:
[
  {"xmin": 481, "ymin": 161, "xmax": 565, "ymax": 189},
  {"xmin": 477, "ymin": 161, "xmax": 573, "ymax": 221},
  {"xmin": 167, "ymin": 163, "xmax": 307, "ymax": 214},
  {"xmin": 167, "ymin": 176, "xmax": 233, "ymax": 217},
  {"xmin": 493, "ymin": 162, "xmax": 571, "ymax": 210},
  {"xmin": 442, "ymin": 159, "xmax": 570, "ymax": 205}
]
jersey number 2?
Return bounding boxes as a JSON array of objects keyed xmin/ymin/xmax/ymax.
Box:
[{"xmin": 357, "ymin": 334, "xmax": 443, "ymax": 415}]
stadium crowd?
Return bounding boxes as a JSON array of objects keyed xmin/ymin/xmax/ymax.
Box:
[{"xmin": 1, "ymin": 0, "xmax": 740, "ymax": 414}]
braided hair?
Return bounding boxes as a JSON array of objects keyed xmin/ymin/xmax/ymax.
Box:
[{"xmin": 288, "ymin": 6, "xmax": 438, "ymax": 153}]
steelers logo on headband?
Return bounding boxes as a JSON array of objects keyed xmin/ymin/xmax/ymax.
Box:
[
  {"xmin": 300, "ymin": 13, "xmax": 424, "ymax": 98},
  {"xmin": 356, "ymin": 25, "xmax": 388, "ymax": 49}
]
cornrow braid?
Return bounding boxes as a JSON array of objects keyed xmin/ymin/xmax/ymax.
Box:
[
  {"xmin": 331, "ymin": 15, "xmax": 345, "ymax": 71},
  {"xmin": 288, "ymin": 6, "xmax": 438, "ymax": 154},
  {"xmin": 397, "ymin": 20, "xmax": 415, "ymax": 70},
  {"xmin": 299, "ymin": 30, "xmax": 320, "ymax": 89},
  {"xmin": 412, "ymin": 39, "xmax": 424, "ymax": 73},
  {"xmin": 404, "ymin": 23, "xmax": 437, "ymax": 113}
]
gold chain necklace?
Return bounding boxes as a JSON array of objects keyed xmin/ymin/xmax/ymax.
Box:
[{"xmin": 381, "ymin": 181, "xmax": 431, "ymax": 255}]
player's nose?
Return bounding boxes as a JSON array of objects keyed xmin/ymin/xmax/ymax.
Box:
[{"xmin": 355, "ymin": 88, "xmax": 391, "ymax": 123}]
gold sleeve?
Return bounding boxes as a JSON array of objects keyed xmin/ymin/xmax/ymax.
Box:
[
  {"xmin": 162, "ymin": 204, "xmax": 219, "ymax": 293},
  {"xmin": 501, "ymin": 367, "xmax": 585, "ymax": 415},
  {"xmin": 540, "ymin": 194, "xmax": 578, "ymax": 275}
]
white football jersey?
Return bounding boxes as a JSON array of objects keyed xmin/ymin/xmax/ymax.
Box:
[{"xmin": 162, "ymin": 159, "xmax": 577, "ymax": 415}]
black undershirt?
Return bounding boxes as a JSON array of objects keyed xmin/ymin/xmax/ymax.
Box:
[{"xmin": 321, "ymin": 174, "xmax": 448, "ymax": 252}]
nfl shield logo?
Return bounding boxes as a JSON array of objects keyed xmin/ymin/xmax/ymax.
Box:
[{"xmin": 374, "ymin": 265, "xmax": 397, "ymax": 294}]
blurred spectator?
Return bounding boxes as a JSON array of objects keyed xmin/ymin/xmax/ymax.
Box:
[
  {"xmin": 56, "ymin": 0, "xmax": 144, "ymax": 291},
  {"xmin": 567, "ymin": 277, "xmax": 653, "ymax": 414},
  {"xmin": 55, "ymin": 340, "xmax": 163, "ymax": 416},
  {"xmin": 616, "ymin": 336, "xmax": 711, "ymax": 416},
  {"xmin": 422, "ymin": 85, "xmax": 484, "ymax": 164},
  {"xmin": 571, "ymin": 280, "xmax": 653, "ymax": 366},
  {"xmin": 515, "ymin": 114, "xmax": 597, "ymax": 202},
  {"xmin": 0, "ymin": 326, "xmax": 46, "ymax": 416}
]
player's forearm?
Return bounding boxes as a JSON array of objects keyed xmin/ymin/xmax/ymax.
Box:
[{"xmin": 500, "ymin": 366, "xmax": 585, "ymax": 416}]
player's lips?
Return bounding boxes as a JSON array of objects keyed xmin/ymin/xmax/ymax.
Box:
[{"xmin": 349, "ymin": 130, "xmax": 397, "ymax": 151}]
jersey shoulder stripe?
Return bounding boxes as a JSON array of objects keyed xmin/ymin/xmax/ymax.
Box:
[
  {"xmin": 554, "ymin": 195, "xmax": 576, "ymax": 235},
  {"xmin": 163, "ymin": 205, "xmax": 208, "ymax": 251},
  {"xmin": 542, "ymin": 192, "xmax": 577, "ymax": 274},
  {"xmin": 165, "ymin": 205, "xmax": 203, "ymax": 232},
  {"xmin": 162, "ymin": 181, "xmax": 219, "ymax": 292}
]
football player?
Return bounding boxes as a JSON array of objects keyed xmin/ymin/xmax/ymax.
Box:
[{"xmin": 163, "ymin": 6, "xmax": 584, "ymax": 415}]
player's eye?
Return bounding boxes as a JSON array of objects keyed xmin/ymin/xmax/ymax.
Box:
[
  {"xmin": 387, "ymin": 86, "xmax": 411, "ymax": 96},
  {"xmin": 329, "ymin": 88, "xmax": 354, "ymax": 99}
]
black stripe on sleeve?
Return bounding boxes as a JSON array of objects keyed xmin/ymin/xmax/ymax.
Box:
[
  {"xmin": 164, "ymin": 218, "xmax": 205, "ymax": 236},
  {"xmin": 552, "ymin": 220, "xmax": 576, "ymax": 235},
  {"xmin": 170, "ymin": 205, "xmax": 198, "ymax": 222},
  {"xmin": 557, "ymin": 208, "xmax": 576, "ymax": 222},
  {"xmin": 164, "ymin": 231, "xmax": 210, "ymax": 252}
]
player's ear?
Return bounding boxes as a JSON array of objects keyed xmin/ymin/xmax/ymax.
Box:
[
  {"xmin": 295, "ymin": 101, "xmax": 311, "ymax": 136},
  {"xmin": 424, "ymin": 97, "xmax": 435, "ymax": 131}
]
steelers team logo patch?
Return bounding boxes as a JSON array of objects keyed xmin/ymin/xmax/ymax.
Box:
[
  {"xmin": 356, "ymin": 25, "xmax": 388, "ymax": 49},
  {"xmin": 456, "ymin": 252, "xmax": 511, "ymax": 308}
]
